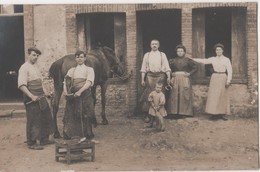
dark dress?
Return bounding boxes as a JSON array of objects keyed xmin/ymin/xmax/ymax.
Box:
[{"xmin": 167, "ymin": 57, "xmax": 197, "ymax": 116}]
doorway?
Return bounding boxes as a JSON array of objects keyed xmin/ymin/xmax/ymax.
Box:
[
  {"xmin": 205, "ymin": 8, "xmax": 231, "ymax": 76},
  {"xmin": 137, "ymin": 9, "xmax": 181, "ymax": 59},
  {"xmin": 0, "ymin": 16, "xmax": 24, "ymax": 102}
]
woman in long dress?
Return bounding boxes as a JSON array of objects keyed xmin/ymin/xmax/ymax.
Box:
[
  {"xmin": 167, "ymin": 44, "xmax": 197, "ymax": 118},
  {"xmin": 192, "ymin": 43, "xmax": 232, "ymax": 120}
]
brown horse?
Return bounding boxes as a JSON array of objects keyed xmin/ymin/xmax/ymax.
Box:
[{"xmin": 49, "ymin": 46, "xmax": 130, "ymax": 138}]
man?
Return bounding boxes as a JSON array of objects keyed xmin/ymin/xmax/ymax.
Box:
[
  {"xmin": 140, "ymin": 39, "xmax": 171, "ymax": 122},
  {"xmin": 18, "ymin": 47, "xmax": 54, "ymax": 150},
  {"xmin": 63, "ymin": 50, "xmax": 99, "ymax": 143}
]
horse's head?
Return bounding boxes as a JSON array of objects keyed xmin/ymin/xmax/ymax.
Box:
[{"xmin": 102, "ymin": 46, "xmax": 131, "ymax": 81}]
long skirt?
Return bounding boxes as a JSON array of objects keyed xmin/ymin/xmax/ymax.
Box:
[
  {"xmin": 167, "ymin": 72, "xmax": 193, "ymax": 116},
  {"xmin": 24, "ymin": 79, "xmax": 54, "ymax": 145},
  {"xmin": 139, "ymin": 72, "xmax": 167, "ymax": 113},
  {"xmin": 205, "ymin": 73, "xmax": 230, "ymax": 115},
  {"xmin": 63, "ymin": 79, "xmax": 96, "ymax": 139}
]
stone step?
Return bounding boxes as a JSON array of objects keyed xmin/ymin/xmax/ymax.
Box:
[{"xmin": 0, "ymin": 102, "xmax": 25, "ymax": 118}]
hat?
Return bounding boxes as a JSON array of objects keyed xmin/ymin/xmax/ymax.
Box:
[
  {"xmin": 213, "ymin": 43, "xmax": 224, "ymax": 50},
  {"xmin": 28, "ymin": 47, "xmax": 42, "ymax": 55}
]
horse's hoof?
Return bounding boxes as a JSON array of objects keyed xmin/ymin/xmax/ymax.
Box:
[{"xmin": 102, "ymin": 120, "xmax": 109, "ymax": 125}]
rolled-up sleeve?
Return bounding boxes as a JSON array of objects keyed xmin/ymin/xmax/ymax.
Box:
[
  {"xmin": 161, "ymin": 53, "xmax": 171, "ymax": 73},
  {"xmin": 18, "ymin": 65, "xmax": 28, "ymax": 88},
  {"xmin": 87, "ymin": 67, "xmax": 95, "ymax": 86}
]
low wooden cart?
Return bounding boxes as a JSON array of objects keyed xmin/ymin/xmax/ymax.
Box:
[{"xmin": 55, "ymin": 139, "xmax": 95, "ymax": 164}]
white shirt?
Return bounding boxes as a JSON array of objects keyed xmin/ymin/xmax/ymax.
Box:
[
  {"xmin": 66, "ymin": 64, "xmax": 95, "ymax": 86},
  {"xmin": 18, "ymin": 62, "xmax": 42, "ymax": 88},
  {"xmin": 140, "ymin": 50, "xmax": 171, "ymax": 73},
  {"xmin": 193, "ymin": 56, "xmax": 232, "ymax": 83}
]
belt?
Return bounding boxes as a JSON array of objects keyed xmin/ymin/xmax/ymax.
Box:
[{"xmin": 213, "ymin": 71, "xmax": 226, "ymax": 74}]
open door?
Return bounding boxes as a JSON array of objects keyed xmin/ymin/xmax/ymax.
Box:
[{"xmin": 0, "ymin": 16, "xmax": 24, "ymax": 102}]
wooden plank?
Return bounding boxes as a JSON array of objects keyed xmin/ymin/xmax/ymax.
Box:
[
  {"xmin": 231, "ymin": 8, "xmax": 247, "ymax": 79},
  {"xmin": 192, "ymin": 9, "xmax": 206, "ymax": 78}
]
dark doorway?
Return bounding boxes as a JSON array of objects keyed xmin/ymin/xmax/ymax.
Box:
[
  {"xmin": 137, "ymin": 9, "xmax": 181, "ymax": 59},
  {"xmin": 89, "ymin": 13, "xmax": 115, "ymax": 50},
  {"xmin": 0, "ymin": 16, "xmax": 24, "ymax": 102},
  {"xmin": 205, "ymin": 8, "xmax": 231, "ymax": 76}
]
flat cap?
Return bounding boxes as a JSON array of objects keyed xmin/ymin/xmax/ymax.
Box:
[{"xmin": 28, "ymin": 47, "xmax": 42, "ymax": 55}]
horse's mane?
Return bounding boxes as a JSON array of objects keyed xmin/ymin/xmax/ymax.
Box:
[{"xmin": 88, "ymin": 47, "xmax": 111, "ymax": 78}]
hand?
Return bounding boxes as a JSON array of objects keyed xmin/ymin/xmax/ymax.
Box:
[
  {"xmin": 74, "ymin": 91, "xmax": 82, "ymax": 97},
  {"xmin": 184, "ymin": 72, "xmax": 190, "ymax": 77},
  {"xmin": 30, "ymin": 95, "xmax": 38, "ymax": 102},
  {"xmin": 141, "ymin": 80, "xmax": 145, "ymax": 87},
  {"xmin": 225, "ymin": 82, "xmax": 231, "ymax": 88},
  {"xmin": 167, "ymin": 78, "xmax": 171, "ymax": 85}
]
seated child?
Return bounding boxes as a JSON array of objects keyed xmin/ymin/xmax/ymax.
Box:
[{"xmin": 147, "ymin": 82, "xmax": 167, "ymax": 131}]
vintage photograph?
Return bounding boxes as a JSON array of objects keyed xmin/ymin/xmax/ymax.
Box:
[{"xmin": 0, "ymin": 2, "xmax": 258, "ymax": 171}]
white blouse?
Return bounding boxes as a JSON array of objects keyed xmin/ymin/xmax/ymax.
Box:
[
  {"xmin": 18, "ymin": 62, "xmax": 42, "ymax": 88},
  {"xmin": 193, "ymin": 56, "xmax": 232, "ymax": 83},
  {"xmin": 140, "ymin": 50, "xmax": 171, "ymax": 73}
]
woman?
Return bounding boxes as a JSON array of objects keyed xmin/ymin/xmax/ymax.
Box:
[
  {"xmin": 167, "ymin": 44, "xmax": 197, "ymax": 118},
  {"xmin": 63, "ymin": 50, "xmax": 98, "ymax": 142},
  {"xmin": 192, "ymin": 43, "xmax": 232, "ymax": 120}
]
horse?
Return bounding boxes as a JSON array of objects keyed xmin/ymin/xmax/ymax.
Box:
[{"xmin": 49, "ymin": 46, "xmax": 130, "ymax": 138}]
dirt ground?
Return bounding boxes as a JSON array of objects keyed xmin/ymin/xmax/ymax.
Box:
[{"xmin": 0, "ymin": 108, "xmax": 259, "ymax": 172}]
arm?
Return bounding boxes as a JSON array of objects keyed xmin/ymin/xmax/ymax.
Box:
[
  {"xmin": 192, "ymin": 58, "xmax": 213, "ymax": 64},
  {"xmin": 140, "ymin": 54, "xmax": 148, "ymax": 87},
  {"xmin": 19, "ymin": 85, "xmax": 38, "ymax": 101},
  {"xmin": 18, "ymin": 65, "xmax": 38, "ymax": 101},
  {"xmin": 226, "ymin": 58, "xmax": 233, "ymax": 85},
  {"xmin": 161, "ymin": 53, "xmax": 171, "ymax": 84}
]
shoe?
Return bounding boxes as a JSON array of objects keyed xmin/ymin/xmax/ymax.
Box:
[
  {"xmin": 220, "ymin": 116, "xmax": 228, "ymax": 121},
  {"xmin": 91, "ymin": 139, "xmax": 100, "ymax": 144},
  {"xmin": 28, "ymin": 144, "xmax": 44, "ymax": 150},
  {"xmin": 40, "ymin": 140, "xmax": 54, "ymax": 146},
  {"xmin": 144, "ymin": 116, "xmax": 151, "ymax": 123}
]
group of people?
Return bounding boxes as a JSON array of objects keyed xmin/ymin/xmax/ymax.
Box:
[
  {"xmin": 18, "ymin": 48, "xmax": 98, "ymax": 150},
  {"xmin": 140, "ymin": 39, "xmax": 232, "ymax": 131},
  {"xmin": 18, "ymin": 39, "xmax": 232, "ymax": 149}
]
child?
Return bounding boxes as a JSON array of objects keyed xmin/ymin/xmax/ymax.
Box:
[{"xmin": 147, "ymin": 82, "xmax": 167, "ymax": 131}]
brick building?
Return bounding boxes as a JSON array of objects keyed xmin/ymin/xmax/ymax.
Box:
[{"xmin": 0, "ymin": 3, "xmax": 258, "ymax": 117}]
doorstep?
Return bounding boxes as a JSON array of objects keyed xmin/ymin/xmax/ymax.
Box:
[{"xmin": 0, "ymin": 102, "xmax": 25, "ymax": 118}]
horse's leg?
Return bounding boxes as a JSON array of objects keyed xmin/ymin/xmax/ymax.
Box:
[
  {"xmin": 101, "ymin": 82, "xmax": 108, "ymax": 125},
  {"xmin": 91, "ymin": 86, "xmax": 98, "ymax": 127},
  {"xmin": 52, "ymin": 88, "xmax": 63, "ymax": 138}
]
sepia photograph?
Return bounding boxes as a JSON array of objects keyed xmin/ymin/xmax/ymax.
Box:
[{"xmin": 0, "ymin": 1, "xmax": 259, "ymax": 171}]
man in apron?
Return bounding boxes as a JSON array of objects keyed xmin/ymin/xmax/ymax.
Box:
[{"xmin": 18, "ymin": 47, "xmax": 54, "ymax": 150}]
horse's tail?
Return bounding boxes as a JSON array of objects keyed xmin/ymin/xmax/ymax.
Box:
[{"xmin": 49, "ymin": 58, "xmax": 64, "ymax": 91}]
